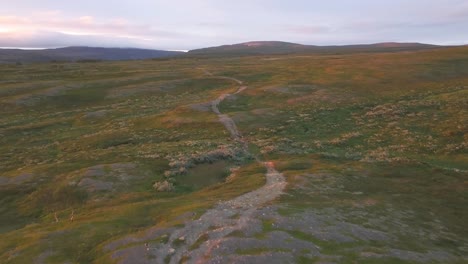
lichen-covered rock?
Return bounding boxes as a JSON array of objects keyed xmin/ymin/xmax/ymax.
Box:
[
  {"xmin": 153, "ymin": 180, "xmax": 174, "ymax": 192},
  {"xmin": 0, "ymin": 173, "xmax": 35, "ymax": 186},
  {"xmin": 78, "ymin": 178, "xmax": 113, "ymax": 192}
]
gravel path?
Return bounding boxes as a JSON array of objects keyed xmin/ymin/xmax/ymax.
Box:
[
  {"xmin": 140, "ymin": 161, "xmax": 285, "ymax": 264},
  {"xmin": 162, "ymin": 70, "xmax": 286, "ymax": 263},
  {"xmin": 109, "ymin": 69, "xmax": 287, "ymax": 263},
  {"xmin": 211, "ymin": 90, "xmax": 245, "ymax": 140}
]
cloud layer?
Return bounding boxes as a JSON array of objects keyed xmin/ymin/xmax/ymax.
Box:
[
  {"xmin": 1, "ymin": 0, "xmax": 467, "ymax": 50},
  {"xmin": 0, "ymin": 12, "xmax": 183, "ymax": 49}
]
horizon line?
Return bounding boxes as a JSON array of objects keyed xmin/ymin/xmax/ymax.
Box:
[{"xmin": 1, "ymin": 40, "xmax": 467, "ymax": 51}]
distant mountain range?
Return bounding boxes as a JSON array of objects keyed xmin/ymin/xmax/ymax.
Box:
[
  {"xmin": 188, "ymin": 41, "xmax": 440, "ymax": 56},
  {"xmin": 0, "ymin": 41, "xmax": 448, "ymax": 63},
  {"xmin": 0, "ymin": 46, "xmax": 184, "ymax": 63}
]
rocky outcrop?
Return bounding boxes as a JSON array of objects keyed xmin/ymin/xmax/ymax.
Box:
[{"xmin": 153, "ymin": 180, "xmax": 174, "ymax": 192}]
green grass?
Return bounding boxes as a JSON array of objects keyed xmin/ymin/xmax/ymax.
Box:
[
  {"xmin": 235, "ymin": 247, "xmax": 283, "ymax": 255},
  {"xmin": 176, "ymin": 160, "xmax": 231, "ymax": 191},
  {"xmin": 1, "ymin": 46, "xmax": 467, "ymax": 263},
  {"xmin": 189, "ymin": 233, "xmax": 209, "ymax": 250}
]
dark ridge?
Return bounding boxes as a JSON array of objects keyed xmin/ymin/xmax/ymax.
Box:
[{"xmin": 0, "ymin": 46, "xmax": 184, "ymax": 63}]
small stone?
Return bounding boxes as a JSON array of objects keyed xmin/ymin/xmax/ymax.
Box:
[
  {"xmin": 169, "ymin": 248, "xmax": 175, "ymax": 254},
  {"xmin": 179, "ymin": 236, "xmax": 185, "ymax": 241}
]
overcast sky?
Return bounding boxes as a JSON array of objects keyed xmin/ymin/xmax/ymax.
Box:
[{"xmin": 1, "ymin": 0, "xmax": 467, "ymax": 50}]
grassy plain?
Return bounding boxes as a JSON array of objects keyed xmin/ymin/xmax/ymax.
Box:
[{"xmin": 0, "ymin": 46, "xmax": 467, "ymax": 263}]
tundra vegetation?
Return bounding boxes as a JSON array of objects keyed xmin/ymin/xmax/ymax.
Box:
[{"xmin": 0, "ymin": 46, "xmax": 467, "ymax": 263}]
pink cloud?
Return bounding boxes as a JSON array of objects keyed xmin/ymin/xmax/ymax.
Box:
[
  {"xmin": 0, "ymin": 12, "xmax": 192, "ymax": 49},
  {"xmin": 0, "ymin": 13, "xmax": 180, "ymax": 41},
  {"xmin": 0, "ymin": 16, "xmax": 30, "ymax": 26},
  {"xmin": 78, "ymin": 16, "xmax": 94, "ymax": 25}
]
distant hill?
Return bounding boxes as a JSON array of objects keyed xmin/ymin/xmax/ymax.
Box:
[
  {"xmin": 188, "ymin": 41, "xmax": 440, "ymax": 56},
  {"xmin": 0, "ymin": 46, "xmax": 184, "ymax": 63},
  {"xmin": 0, "ymin": 42, "xmax": 447, "ymax": 63},
  {"xmin": 190, "ymin": 41, "xmax": 309, "ymax": 55}
]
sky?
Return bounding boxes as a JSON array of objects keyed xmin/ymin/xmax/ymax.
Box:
[{"xmin": 1, "ymin": 0, "xmax": 467, "ymax": 50}]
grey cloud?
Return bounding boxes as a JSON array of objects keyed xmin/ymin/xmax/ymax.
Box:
[{"xmin": 284, "ymin": 25, "xmax": 332, "ymax": 35}]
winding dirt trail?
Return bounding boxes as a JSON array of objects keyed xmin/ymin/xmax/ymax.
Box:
[
  {"xmin": 156, "ymin": 69, "xmax": 287, "ymax": 263},
  {"xmin": 109, "ymin": 69, "xmax": 286, "ymax": 264},
  {"xmin": 211, "ymin": 89, "xmax": 245, "ymax": 140},
  {"xmin": 147, "ymin": 161, "xmax": 286, "ymax": 263}
]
